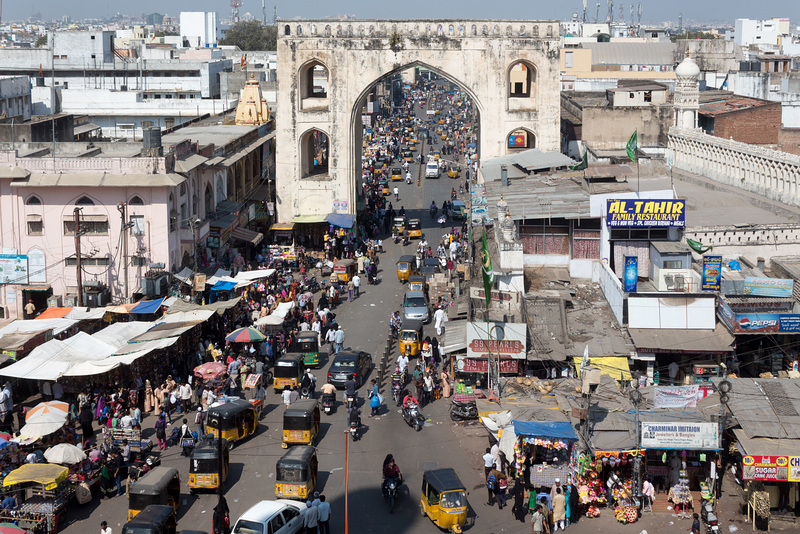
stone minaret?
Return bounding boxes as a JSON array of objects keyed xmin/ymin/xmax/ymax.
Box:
[{"xmin": 674, "ymin": 56, "xmax": 700, "ymax": 131}]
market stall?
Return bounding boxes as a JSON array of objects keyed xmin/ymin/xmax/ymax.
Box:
[
  {"xmin": 511, "ymin": 421, "xmax": 577, "ymax": 490},
  {"xmin": 0, "ymin": 464, "xmax": 71, "ymax": 534}
]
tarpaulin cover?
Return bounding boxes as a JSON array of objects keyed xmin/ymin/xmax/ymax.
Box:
[
  {"xmin": 325, "ymin": 213, "xmax": 356, "ymax": 229},
  {"xmin": 210, "ymin": 281, "xmax": 237, "ymax": 292},
  {"xmin": 0, "ymin": 318, "xmax": 77, "ymax": 336},
  {"xmin": 573, "ymin": 356, "xmax": 632, "ymax": 381},
  {"xmin": 35, "ymin": 308, "xmax": 72, "ymax": 320},
  {"xmin": 512, "ymin": 420, "xmax": 578, "ymax": 440},
  {"xmin": 3, "ymin": 464, "xmax": 68, "ymax": 490},
  {"xmin": 129, "ymin": 298, "xmax": 165, "ymax": 314}
]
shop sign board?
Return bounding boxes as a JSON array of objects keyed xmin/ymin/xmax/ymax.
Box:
[
  {"xmin": 0, "ymin": 255, "xmax": 28, "ymax": 285},
  {"xmin": 743, "ymin": 277, "xmax": 794, "ymax": 298},
  {"xmin": 727, "ymin": 299, "xmax": 793, "ymax": 313},
  {"xmin": 468, "ymin": 287, "xmax": 520, "ymax": 305},
  {"xmin": 742, "ymin": 456, "xmax": 800, "ymax": 482},
  {"xmin": 718, "ymin": 300, "xmax": 800, "ymax": 334},
  {"xmin": 207, "ymin": 229, "xmax": 220, "ymax": 249},
  {"xmin": 606, "ymin": 199, "xmax": 686, "ymax": 228},
  {"xmin": 466, "ymin": 322, "xmax": 527, "ymax": 360},
  {"xmin": 458, "ymin": 357, "xmax": 519, "ymax": 374},
  {"xmin": 623, "ymin": 256, "xmax": 638, "ymax": 293},
  {"xmin": 640, "ymin": 422, "xmax": 720, "ymax": 450},
  {"xmin": 701, "ymin": 256, "xmax": 722, "ymax": 291},
  {"xmin": 653, "ymin": 385, "xmax": 699, "ymax": 409}
]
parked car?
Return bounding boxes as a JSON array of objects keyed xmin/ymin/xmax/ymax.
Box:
[
  {"xmin": 403, "ymin": 290, "xmax": 430, "ymax": 323},
  {"xmin": 231, "ymin": 500, "xmax": 306, "ymax": 534},
  {"xmin": 327, "ymin": 351, "xmax": 373, "ymax": 389}
]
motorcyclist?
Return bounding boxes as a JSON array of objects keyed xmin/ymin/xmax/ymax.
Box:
[
  {"xmin": 348, "ymin": 405, "xmax": 362, "ymax": 428},
  {"xmin": 430, "ymin": 201, "xmax": 437, "ymax": 214},
  {"xmin": 406, "ymin": 171, "xmax": 412, "ymax": 183},
  {"xmin": 344, "ymin": 377, "xmax": 358, "ymax": 404},
  {"xmin": 399, "ymin": 206, "xmax": 406, "ymax": 217},
  {"xmin": 401, "ymin": 228, "xmax": 409, "ymax": 245},
  {"xmin": 393, "ymin": 186, "xmax": 399, "ymax": 201},
  {"xmin": 451, "ymin": 188, "xmax": 457, "ymax": 200},
  {"xmin": 397, "ymin": 351, "xmax": 409, "ymax": 376},
  {"xmin": 382, "ymin": 454, "xmax": 403, "ymax": 496},
  {"xmin": 391, "ymin": 366, "xmax": 404, "ymax": 390},
  {"xmin": 403, "ymin": 391, "xmax": 419, "ymax": 409}
]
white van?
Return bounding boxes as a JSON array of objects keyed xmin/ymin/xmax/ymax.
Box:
[{"xmin": 425, "ymin": 161, "xmax": 439, "ymax": 179}]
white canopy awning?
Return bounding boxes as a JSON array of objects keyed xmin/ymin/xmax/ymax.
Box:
[
  {"xmin": 0, "ymin": 318, "xmax": 78, "ymax": 337},
  {"xmin": 255, "ymin": 315, "xmax": 285, "ymax": 327},
  {"xmin": 273, "ymin": 301, "xmax": 295, "ymax": 319},
  {"xmin": 0, "ymin": 332, "xmax": 117, "ymax": 380}
]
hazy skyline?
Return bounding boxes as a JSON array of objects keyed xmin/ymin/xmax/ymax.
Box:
[{"xmin": 7, "ymin": 0, "xmax": 798, "ymax": 27}]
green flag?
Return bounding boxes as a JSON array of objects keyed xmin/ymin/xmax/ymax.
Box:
[
  {"xmin": 481, "ymin": 225, "xmax": 495, "ymax": 308},
  {"xmin": 569, "ymin": 151, "xmax": 588, "ymax": 171},
  {"xmin": 626, "ymin": 130, "xmax": 638, "ymax": 162}
]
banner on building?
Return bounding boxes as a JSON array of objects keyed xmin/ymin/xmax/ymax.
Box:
[
  {"xmin": 640, "ymin": 422, "xmax": 720, "ymax": 450},
  {"xmin": 743, "ymin": 277, "xmax": 794, "ymax": 298},
  {"xmin": 742, "ymin": 456, "xmax": 800, "ymax": 482},
  {"xmin": 466, "ymin": 322, "xmax": 527, "ymax": 360},
  {"xmin": 653, "ymin": 385, "xmax": 700, "ymax": 409},
  {"xmin": 623, "ymin": 256, "xmax": 638, "ymax": 293},
  {"xmin": 0, "ymin": 255, "xmax": 28, "ymax": 285},
  {"xmin": 606, "ymin": 199, "xmax": 686, "ymax": 228},
  {"xmin": 718, "ymin": 299, "xmax": 800, "ymax": 334},
  {"xmin": 459, "ymin": 357, "xmax": 519, "ymax": 374},
  {"xmin": 701, "ymin": 256, "xmax": 722, "ymax": 291}
]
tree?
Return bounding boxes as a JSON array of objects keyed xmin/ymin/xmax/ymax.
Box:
[
  {"xmin": 671, "ymin": 31, "xmax": 718, "ymax": 42},
  {"xmin": 35, "ymin": 35, "xmax": 47, "ymax": 48},
  {"xmin": 219, "ymin": 20, "xmax": 276, "ymax": 51}
]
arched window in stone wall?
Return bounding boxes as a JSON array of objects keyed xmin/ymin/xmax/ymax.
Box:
[
  {"xmin": 298, "ymin": 59, "xmax": 329, "ymax": 109},
  {"xmin": 507, "ymin": 129, "xmax": 536, "ymax": 152},
  {"xmin": 284, "ymin": 25, "xmax": 291, "ymax": 36},
  {"xmin": 300, "ymin": 129, "xmax": 330, "ymax": 178},
  {"xmin": 508, "ymin": 61, "xmax": 537, "ymax": 98}
]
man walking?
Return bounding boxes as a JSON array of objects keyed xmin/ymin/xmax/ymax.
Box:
[
  {"xmin": 303, "ymin": 501, "xmax": 318, "ymax": 534},
  {"xmin": 352, "ymin": 273, "xmax": 361, "ymax": 297},
  {"xmin": 317, "ymin": 494, "xmax": 331, "ymax": 534},
  {"xmin": 333, "ymin": 326, "xmax": 345, "ymax": 354}
]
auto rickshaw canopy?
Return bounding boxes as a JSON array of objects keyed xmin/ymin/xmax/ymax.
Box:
[
  {"xmin": 276, "ymin": 446, "xmax": 317, "ymax": 481},
  {"xmin": 207, "ymin": 399, "xmax": 258, "ymax": 430},
  {"xmin": 408, "ymin": 219, "xmax": 421, "ymax": 231},
  {"xmin": 122, "ymin": 504, "xmax": 177, "ymax": 534},
  {"xmin": 293, "ymin": 331, "xmax": 319, "ymax": 349},
  {"xmin": 423, "ymin": 468, "xmax": 466, "ymax": 494},
  {"xmin": 400, "ymin": 319, "xmax": 424, "ymax": 340},
  {"xmin": 397, "ymin": 255, "xmax": 416, "ymax": 268},
  {"xmin": 128, "ymin": 467, "xmax": 181, "ymax": 498},
  {"xmin": 284, "ymin": 399, "xmax": 319, "ymax": 421}
]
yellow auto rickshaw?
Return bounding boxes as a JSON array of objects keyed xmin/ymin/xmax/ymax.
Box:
[
  {"xmin": 403, "ymin": 150, "xmax": 414, "ymax": 162},
  {"xmin": 433, "ymin": 150, "xmax": 441, "ymax": 160},
  {"xmin": 447, "ymin": 167, "xmax": 459, "ymax": 179},
  {"xmin": 408, "ymin": 275, "xmax": 426, "ymax": 294},
  {"xmin": 392, "ymin": 216, "xmax": 408, "ymax": 235},
  {"xmin": 391, "ymin": 168, "xmax": 403, "ymax": 181},
  {"xmin": 334, "ymin": 259, "xmax": 356, "ymax": 282},
  {"xmin": 380, "ymin": 178, "xmax": 389, "ymax": 196},
  {"xmin": 128, "ymin": 467, "xmax": 181, "ymax": 520},
  {"xmin": 188, "ymin": 436, "xmax": 229, "ymax": 493},
  {"xmin": 396, "ymin": 254, "xmax": 416, "ymax": 283},
  {"xmin": 274, "ymin": 353, "xmax": 305, "ymax": 393},
  {"xmin": 206, "ymin": 398, "xmax": 262, "ymax": 449},
  {"xmin": 275, "ymin": 446, "xmax": 318, "ymax": 501},
  {"xmin": 399, "ymin": 319, "xmax": 424, "ymax": 357},
  {"xmin": 291, "ymin": 331, "xmax": 321, "ymax": 368},
  {"xmin": 122, "ymin": 505, "xmax": 177, "ymax": 534},
  {"xmin": 408, "ymin": 219, "xmax": 422, "ymax": 239},
  {"xmin": 282, "ymin": 399, "xmax": 321, "ymax": 448},
  {"xmin": 420, "ymin": 468, "xmax": 468, "ymax": 533}
]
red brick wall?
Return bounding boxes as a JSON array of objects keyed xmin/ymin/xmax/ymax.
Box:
[
  {"xmin": 712, "ymin": 103, "xmax": 782, "ymax": 144},
  {"xmin": 778, "ymin": 128, "xmax": 800, "ymax": 156}
]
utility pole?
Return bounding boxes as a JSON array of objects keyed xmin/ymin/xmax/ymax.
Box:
[
  {"xmin": 117, "ymin": 202, "xmax": 129, "ymax": 303},
  {"xmin": 344, "ymin": 429, "xmax": 349, "ymax": 534},
  {"xmin": 630, "ymin": 387, "xmax": 643, "ymax": 502},
  {"xmin": 74, "ymin": 208, "xmax": 84, "ymax": 306},
  {"xmin": 51, "ymin": 32, "xmax": 56, "ymax": 160}
]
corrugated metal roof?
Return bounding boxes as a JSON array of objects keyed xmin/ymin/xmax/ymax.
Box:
[
  {"xmin": 485, "ymin": 176, "xmax": 591, "ymax": 221},
  {"xmin": 651, "ymin": 241, "xmax": 692, "ymax": 254},
  {"xmin": 715, "ymin": 378, "xmax": 800, "ymax": 440},
  {"xmin": 699, "ymin": 97, "xmax": 776, "ymax": 117},
  {"xmin": 175, "ymin": 154, "xmax": 207, "ymax": 173},
  {"xmin": 581, "ymin": 42, "xmax": 676, "ymax": 66},
  {"xmin": 627, "ymin": 325, "xmax": 734, "ymax": 353},
  {"xmin": 482, "ymin": 149, "xmax": 577, "ymax": 178}
]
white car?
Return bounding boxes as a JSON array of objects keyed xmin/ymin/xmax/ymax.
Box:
[
  {"xmin": 232, "ymin": 500, "xmax": 306, "ymax": 534},
  {"xmin": 425, "ymin": 161, "xmax": 439, "ymax": 178}
]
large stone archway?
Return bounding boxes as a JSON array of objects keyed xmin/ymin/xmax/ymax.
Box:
[{"xmin": 276, "ymin": 19, "xmax": 561, "ymax": 219}]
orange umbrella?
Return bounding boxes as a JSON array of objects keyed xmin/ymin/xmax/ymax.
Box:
[{"xmin": 26, "ymin": 401, "xmax": 69, "ymax": 422}]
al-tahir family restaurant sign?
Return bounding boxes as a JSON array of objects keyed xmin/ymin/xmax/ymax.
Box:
[
  {"xmin": 606, "ymin": 199, "xmax": 686, "ymax": 228},
  {"xmin": 466, "ymin": 322, "xmax": 527, "ymax": 360},
  {"xmin": 742, "ymin": 456, "xmax": 800, "ymax": 482},
  {"xmin": 640, "ymin": 422, "xmax": 720, "ymax": 450}
]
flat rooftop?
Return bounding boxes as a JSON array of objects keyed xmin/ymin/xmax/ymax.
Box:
[{"xmin": 161, "ymin": 124, "xmax": 258, "ymax": 148}]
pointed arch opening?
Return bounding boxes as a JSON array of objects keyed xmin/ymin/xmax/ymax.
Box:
[
  {"xmin": 507, "ymin": 128, "xmax": 536, "ymax": 153},
  {"xmin": 299, "ymin": 59, "xmax": 329, "ymax": 111},
  {"xmin": 508, "ymin": 60, "xmax": 538, "ymax": 111},
  {"xmin": 300, "ymin": 128, "xmax": 330, "ymax": 178}
]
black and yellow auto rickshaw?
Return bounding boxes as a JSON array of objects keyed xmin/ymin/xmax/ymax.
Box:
[
  {"xmin": 391, "ymin": 167, "xmax": 403, "ymax": 181},
  {"xmin": 290, "ymin": 331, "xmax": 320, "ymax": 368},
  {"xmin": 282, "ymin": 399, "xmax": 321, "ymax": 448},
  {"xmin": 273, "ymin": 353, "xmax": 305, "ymax": 393},
  {"xmin": 399, "ymin": 319, "xmax": 423, "ymax": 357},
  {"xmin": 380, "ymin": 178, "xmax": 389, "ymax": 196},
  {"xmin": 187, "ymin": 436, "xmax": 229, "ymax": 493},
  {"xmin": 275, "ymin": 446, "xmax": 318, "ymax": 501},
  {"xmin": 408, "ymin": 219, "xmax": 422, "ymax": 239},
  {"xmin": 128, "ymin": 467, "xmax": 181, "ymax": 520},
  {"xmin": 206, "ymin": 398, "xmax": 262, "ymax": 449},
  {"xmin": 334, "ymin": 259, "xmax": 356, "ymax": 282},
  {"xmin": 402, "ymin": 150, "xmax": 414, "ymax": 162},
  {"xmin": 122, "ymin": 505, "xmax": 177, "ymax": 534},
  {"xmin": 408, "ymin": 275, "xmax": 426, "ymax": 294},
  {"xmin": 419, "ymin": 468, "xmax": 468, "ymax": 533},
  {"xmin": 392, "ymin": 216, "xmax": 408, "ymax": 235},
  {"xmin": 396, "ymin": 254, "xmax": 416, "ymax": 283}
]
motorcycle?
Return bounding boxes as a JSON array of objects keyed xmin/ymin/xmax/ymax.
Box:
[
  {"xmin": 368, "ymin": 270, "xmax": 377, "ymax": 285},
  {"xmin": 392, "ymin": 383, "xmax": 403, "ymax": 406},
  {"xmin": 459, "ymin": 185, "xmax": 464, "ymax": 195},
  {"xmin": 349, "ymin": 419, "xmax": 360, "ymax": 441},
  {"xmin": 401, "ymin": 235, "xmax": 409, "ymax": 247},
  {"xmin": 429, "ymin": 206, "xmax": 438, "ymax": 219},
  {"xmin": 402, "ymin": 402, "xmax": 425, "ymax": 431},
  {"xmin": 321, "ymin": 393, "xmax": 336, "ymax": 415},
  {"xmin": 449, "ymin": 398, "xmax": 478, "ymax": 421},
  {"xmin": 383, "ymin": 477, "xmax": 401, "ymax": 513},
  {"xmin": 406, "ymin": 175, "xmax": 412, "ymax": 184},
  {"xmin": 392, "ymin": 233, "xmax": 400, "ymax": 244},
  {"xmin": 345, "ymin": 394, "xmax": 357, "ymax": 411},
  {"xmin": 701, "ymin": 502, "xmax": 719, "ymax": 534}
]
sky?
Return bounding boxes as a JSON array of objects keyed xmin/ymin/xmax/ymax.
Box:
[{"xmin": 8, "ymin": 0, "xmax": 799, "ymax": 27}]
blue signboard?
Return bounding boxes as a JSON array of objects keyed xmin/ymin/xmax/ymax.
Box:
[
  {"xmin": 743, "ymin": 277, "xmax": 794, "ymax": 298},
  {"xmin": 718, "ymin": 300, "xmax": 800, "ymax": 334},
  {"xmin": 701, "ymin": 255, "xmax": 722, "ymax": 291},
  {"xmin": 606, "ymin": 199, "xmax": 686, "ymax": 228},
  {"xmin": 623, "ymin": 256, "xmax": 638, "ymax": 293}
]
